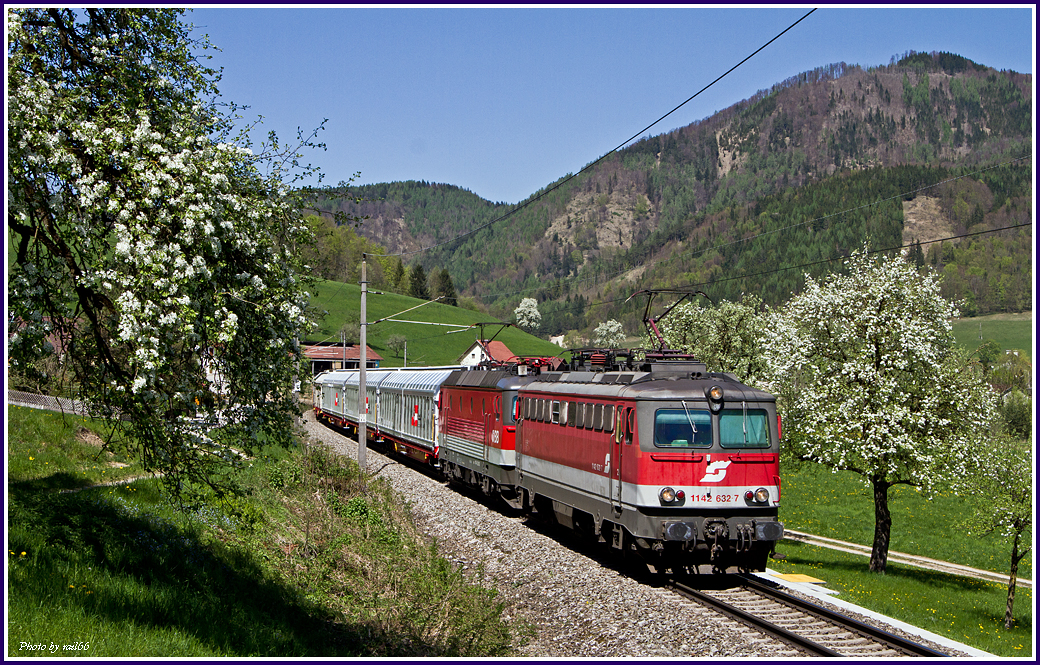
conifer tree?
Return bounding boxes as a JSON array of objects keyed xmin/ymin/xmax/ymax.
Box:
[
  {"xmin": 408, "ymin": 263, "xmax": 431, "ymax": 300},
  {"xmin": 433, "ymin": 268, "xmax": 458, "ymax": 306}
]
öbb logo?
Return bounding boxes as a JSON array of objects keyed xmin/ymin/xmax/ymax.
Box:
[{"xmin": 699, "ymin": 459, "xmax": 732, "ymax": 483}]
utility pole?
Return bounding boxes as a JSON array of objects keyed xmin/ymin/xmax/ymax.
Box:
[{"xmin": 358, "ymin": 255, "xmax": 367, "ymax": 470}]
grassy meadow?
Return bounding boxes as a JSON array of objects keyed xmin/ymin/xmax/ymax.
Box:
[
  {"xmin": 951, "ymin": 312, "xmax": 1033, "ymax": 359},
  {"xmin": 308, "ymin": 278, "xmax": 564, "ymax": 367},
  {"xmin": 772, "ymin": 462, "xmax": 1032, "ymax": 657},
  {"xmin": 7, "ymin": 406, "xmax": 518, "ymax": 658}
]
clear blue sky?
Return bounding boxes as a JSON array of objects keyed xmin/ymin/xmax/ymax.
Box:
[{"xmin": 189, "ymin": 5, "xmax": 1035, "ymax": 204}]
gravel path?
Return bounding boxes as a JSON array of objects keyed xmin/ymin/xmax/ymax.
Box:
[{"xmin": 301, "ymin": 411, "xmax": 792, "ymax": 657}]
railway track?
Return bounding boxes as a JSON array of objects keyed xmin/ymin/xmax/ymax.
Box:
[{"xmin": 666, "ymin": 575, "xmax": 948, "ymax": 657}]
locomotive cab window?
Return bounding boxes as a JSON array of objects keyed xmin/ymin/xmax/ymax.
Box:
[
  {"xmin": 720, "ymin": 407, "xmax": 771, "ymax": 448},
  {"xmin": 654, "ymin": 409, "xmax": 712, "ymax": 448}
]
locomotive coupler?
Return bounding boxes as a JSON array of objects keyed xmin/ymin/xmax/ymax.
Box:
[{"xmin": 704, "ymin": 520, "xmax": 729, "ymax": 563}]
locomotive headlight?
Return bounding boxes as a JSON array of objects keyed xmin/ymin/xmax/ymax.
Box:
[
  {"xmin": 754, "ymin": 487, "xmax": 770, "ymax": 503},
  {"xmin": 659, "ymin": 487, "xmax": 677, "ymax": 504},
  {"xmin": 705, "ymin": 385, "xmax": 724, "ymax": 413}
]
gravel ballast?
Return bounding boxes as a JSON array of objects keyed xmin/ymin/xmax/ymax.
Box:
[
  {"xmin": 301, "ymin": 410, "xmax": 970, "ymax": 657},
  {"xmin": 302, "ymin": 412, "xmax": 794, "ymax": 657}
]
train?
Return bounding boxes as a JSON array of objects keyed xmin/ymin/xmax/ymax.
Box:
[{"xmin": 312, "ymin": 345, "xmax": 784, "ymax": 574}]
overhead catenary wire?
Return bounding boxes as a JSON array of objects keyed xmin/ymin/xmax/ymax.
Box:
[
  {"xmin": 308, "ymin": 6, "xmax": 1027, "ymax": 340},
  {"xmin": 470, "ymin": 153, "xmax": 1034, "ymax": 304},
  {"xmin": 309, "ymin": 8, "xmax": 819, "ymax": 314},
  {"xmin": 361, "ymin": 8, "xmax": 818, "ymax": 259},
  {"xmin": 311, "ymin": 151, "xmax": 1032, "ymax": 346},
  {"xmin": 348, "ymin": 218, "xmax": 1031, "ymax": 352}
]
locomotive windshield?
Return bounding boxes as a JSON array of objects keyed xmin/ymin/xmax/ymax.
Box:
[
  {"xmin": 654, "ymin": 409, "xmax": 712, "ymax": 448},
  {"xmin": 719, "ymin": 407, "xmax": 771, "ymax": 448}
]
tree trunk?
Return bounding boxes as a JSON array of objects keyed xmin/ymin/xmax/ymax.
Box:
[
  {"xmin": 870, "ymin": 476, "xmax": 892, "ymax": 573},
  {"xmin": 1005, "ymin": 531, "xmax": 1020, "ymax": 630}
]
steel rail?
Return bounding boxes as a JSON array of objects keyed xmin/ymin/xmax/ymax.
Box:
[
  {"xmin": 667, "ymin": 580, "xmax": 843, "ymax": 657},
  {"xmin": 736, "ymin": 574, "xmax": 948, "ymax": 657}
]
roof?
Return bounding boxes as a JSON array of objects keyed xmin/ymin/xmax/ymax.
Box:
[
  {"xmin": 458, "ymin": 340, "xmax": 514, "ymax": 364},
  {"xmin": 303, "ymin": 344, "xmax": 383, "ymax": 362},
  {"xmin": 485, "ymin": 341, "xmax": 514, "ymax": 362}
]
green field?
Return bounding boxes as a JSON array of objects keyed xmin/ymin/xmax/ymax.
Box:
[
  {"xmin": 308, "ymin": 279, "xmax": 563, "ymax": 367},
  {"xmin": 951, "ymin": 312, "xmax": 1033, "ymax": 360},
  {"xmin": 7, "ymin": 407, "xmax": 515, "ymax": 657},
  {"xmin": 772, "ymin": 462, "xmax": 1032, "ymax": 657}
]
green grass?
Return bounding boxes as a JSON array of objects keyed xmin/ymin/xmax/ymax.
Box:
[
  {"xmin": 768, "ymin": 542, "xmax": 1032, "ymax": 657},
  {"xmin": 774, "ymin": 462, "xmax": 1032, "ymax": 657},
  {"xmin": 6, "ymin": 405, "xmax": 145, "ymax": 490},
  {"xmin": 951, "ymin": 312, "xmax": 1033, "ymax": 361},
  {"xmin": 9, "ymin": 399, "xmax": 1032, "ymax": 657},
  {"xmin": 308, "ymin": 278, "xmax": 564, "ymax": 367},
  {"xmin": 7, "ymin": 408, "xmax": 518, "ymax": 657},
  {"xmin": 779, "ymin": 462, "xmax": 1031, "ymax": 579}
]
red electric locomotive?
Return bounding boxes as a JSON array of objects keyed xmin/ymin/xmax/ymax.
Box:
[
  {"xmin": 513, "ymin": 349, "xmax": 783, "ymax": 573},
  {"xmin": 430, "ymin": 348, "xmax": 783, "ymax": 574},
  {"xmin": 437, "ymin": 357, "xmax": 556, "ymax": 507}
]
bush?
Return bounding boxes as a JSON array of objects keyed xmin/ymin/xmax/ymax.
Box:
[{"xmin": 999, "ymin": 390, "xmax": 1032, "ymax": 440}]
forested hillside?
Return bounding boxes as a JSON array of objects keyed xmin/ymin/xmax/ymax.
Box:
[{"xmin": 308, "ymin": 51, "xmax": 1032, "ymax": 339}]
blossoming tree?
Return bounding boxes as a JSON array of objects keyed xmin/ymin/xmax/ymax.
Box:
[
  {"xmin": 592, "ymin": 319, "xmax": 625, "ymax": 348},
  {"xmin": 958, "ymin": 437, "xmax": 1031, "ymax": 630},
  {"xmin": 7, "ymin": 8, "xmax": 321, "ymax": 497},
  {"xmin": 762, "ymin": 248, "xmax": 994, "ymax": 573},
  {"xmin": 657, "ymin": 293, "xmax": 771, "ymax": 387},
  {"xmin": 514, "ymin": 298, "xmax": 541, "ymax": 331}
]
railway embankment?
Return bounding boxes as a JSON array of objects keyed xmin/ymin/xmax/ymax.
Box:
[{"xmin": 302, "ymin": 409, "xmax": 984, "ymax": 658}]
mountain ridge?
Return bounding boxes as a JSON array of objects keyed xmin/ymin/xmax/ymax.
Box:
[{"xmin": 308, "ymin": 51, "xmax": 1033, "ymax": 337}]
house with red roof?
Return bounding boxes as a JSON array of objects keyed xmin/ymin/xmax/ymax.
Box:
[
  {"xmin": 457, "ymin": 340, "xmax": 515, "ymax": 367},
  {"xmin": 302, "ymin": 343, "xmax": 382, "ymax": 376}
]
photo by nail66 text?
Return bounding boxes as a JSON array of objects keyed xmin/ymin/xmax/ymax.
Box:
[{"xmin": 19, "ymin": 642, "xmax": 90, "ymax": 652}]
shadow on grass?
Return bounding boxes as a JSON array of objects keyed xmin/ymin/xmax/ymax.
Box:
[
  {"xmin": 6, "ymin": 477, "xmax": 428, "ymax": 657},
  {"xmin": 9, "ymin": 471, "xmax": 96, "ymax": 493},
  {"xmin": 776, "ymin": 546, "xmax": 1014, "ymax": 594}
]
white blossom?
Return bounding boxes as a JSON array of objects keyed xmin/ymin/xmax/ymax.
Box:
[
  {"xmin": 514, "ymin": 298, "xmax": 542, "ymax": 330},
  {"xmin": 7, "ymin": 8, "xmax": 322, "ymax": 496}
]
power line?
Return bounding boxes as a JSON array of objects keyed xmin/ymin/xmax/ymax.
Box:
[
  {"xmin": 308, "ymin": 151, "xmax": 1032, "ymax": 342},
  {"xmin": 364, "ymin": 8, "xmax": 817, "ymax": 259},
  {"xmin": 369, "ymin": 219, "xmax": 1031, "ymax": 350},
  {"xmin": 580, "ymin": 221, "xmax": 1033, "ymax": 312},
  {"xmin": 471, "ymin": 154, "xmax": 1033, "ymax": 303}
]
